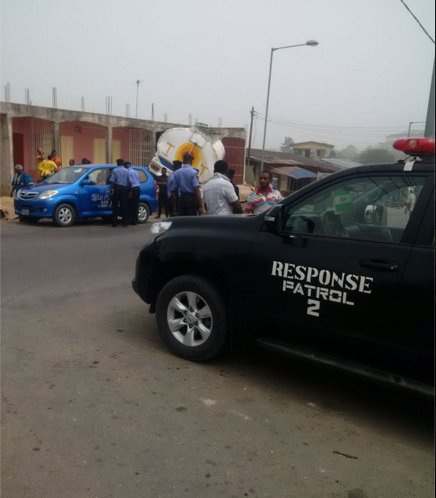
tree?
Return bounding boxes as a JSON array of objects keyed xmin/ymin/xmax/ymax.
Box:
[
  {"xmin": 336, "ymin": 145, "xmax": 359, "ymax": 161},
  {"xmin": 280, "ymin": 137, "xmax": 294, "ymax": 153},
  {"xmin": 357, "ymin": 147, "xmax": 396, "ymax": 165}
]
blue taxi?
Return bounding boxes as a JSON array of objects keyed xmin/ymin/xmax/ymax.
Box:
[{"xmin": 14, "ymin": 164, "xmax": 157, "ymax": 227}]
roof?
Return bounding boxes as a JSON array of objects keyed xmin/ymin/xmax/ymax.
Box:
[
  {"xmin": 270, "ymin": 166, "xmax": 317, "ymax": 180},
  {"xmin": 292, "ymin": 141, "xmax": 335, "ymax": 149},
  {"xmin": 249, "ymin": 149, "xmax": 340, "ymax": 174},
  {"xmin": 322, "ymin": 158, "xmax": 362, "ymax": 169}
]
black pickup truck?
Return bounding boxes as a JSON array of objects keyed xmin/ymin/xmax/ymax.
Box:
[{"xmin": 133, "ymin": 138, "xmax": 435, "ymax": 398}]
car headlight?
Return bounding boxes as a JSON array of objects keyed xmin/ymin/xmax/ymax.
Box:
[
  {"xmin": 38, "ymin": 190, "xmax": 59, "ymax": 199},
  {"xmin": 150, "ymin": 221, "xmax": 172, "ymax": 240}
]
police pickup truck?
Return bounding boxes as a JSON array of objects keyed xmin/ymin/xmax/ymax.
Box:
[{"xmin": 133, "ymin": 138, "xmax": 435, "ymax": 398}]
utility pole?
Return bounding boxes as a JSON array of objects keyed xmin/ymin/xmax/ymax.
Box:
[
  {"xmin": 81, "ymin": 96, "xmax": 85, "ymax": 112},
  {"xmin": 247, "ymin": 107, "xmax": 255, "ymax": 175},
  {"xmin": 425, "ymin": 59, "xmax": 435, "ymax": 138},
  {"xmin": 152, "ymin": 103, "xmax": 155, "ymax": 121},
  {"xmin": 135, "ymin": 80, "xmax": 141, "ymax": 119}
]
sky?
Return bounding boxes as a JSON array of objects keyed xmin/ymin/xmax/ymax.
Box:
[{"xmin": 1, "ymin": 0, "xmax": 435, "ymax": 151}]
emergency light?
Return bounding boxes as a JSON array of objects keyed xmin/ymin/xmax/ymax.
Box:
[{"xmin": 393, "ymin": 138, "xmax": 435, "ymax": 156}]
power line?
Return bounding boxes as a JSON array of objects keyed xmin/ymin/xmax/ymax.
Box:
[
  {"xmin": 256, "ymin": 112, "xmax": 407, "ymax": 131},
  {"xmin": 399, "ymin": 0, "xmax": 435, "ymax": 44}
]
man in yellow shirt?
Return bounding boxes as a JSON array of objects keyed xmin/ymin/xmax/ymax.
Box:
[{"xmin": 38, "ymin": 155, "xmax": 57, "ymax": 181}]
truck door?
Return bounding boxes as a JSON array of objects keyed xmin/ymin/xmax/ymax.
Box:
[
  {"xmin": 248, "ymin": 172, "xmax": 431, "ymax": 365},
  {"xmin": 393, "ymin": 176, "xmax": 434, "ymax": 383}
]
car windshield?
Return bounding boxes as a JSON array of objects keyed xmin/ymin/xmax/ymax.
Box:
[{"xmin": 44, "ymin": 167, "xmax": 90, "ymax": 184}]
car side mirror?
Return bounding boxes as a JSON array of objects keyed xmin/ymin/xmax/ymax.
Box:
[
  {"xmin": 264, "ymin": 205, "xmax": 283, "ymax": 233},
  {"xmin": 81, "ymin": 179, "xmax": 93, "ymax": 186}
]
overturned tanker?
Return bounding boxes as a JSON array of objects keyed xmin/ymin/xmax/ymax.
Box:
[{"xmin": 149, "ymin": 123, "xmax": 225, "ymax": 184}]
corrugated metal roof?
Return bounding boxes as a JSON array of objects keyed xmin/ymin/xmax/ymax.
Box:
[{"xmin": 249, "ymin": 149, "xmax": 340, "ymax": 173}]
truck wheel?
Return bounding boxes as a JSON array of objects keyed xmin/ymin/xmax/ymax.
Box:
[
  {"xmin": 138, "ymin": 203, "xmax": 150, "ymax": 224},
  {"xmin": 156, "ymin": 275, "xmax": 229, "ymax": 361},
  {"xmin": 53, "ymin": 204, "xmax": 75, "ymax": 227}
]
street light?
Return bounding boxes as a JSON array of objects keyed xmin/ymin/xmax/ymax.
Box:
[{"xmin": 260, "ymin": 40, "xmax": 319, "ymax": 168}]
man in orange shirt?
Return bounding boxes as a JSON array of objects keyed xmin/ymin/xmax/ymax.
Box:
[{"xmin": 51, "ymin": 150, "xmax": 62, "ymax": 171}]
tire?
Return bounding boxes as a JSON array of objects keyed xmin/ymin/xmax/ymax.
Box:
[
  {"xmin": 138, "ymin": 202, "xmax": 150, "ymax": 224},
  {"xmin": 19, "ymin": 216, "xmax": 40, "ymax": 223},
  {"xmin": 53, "ymin": 204, "xmax": 75, "ymax": 227},
  {"xmin": 156, "ymin": 275, "xmax": 229, "ymax": 361}
]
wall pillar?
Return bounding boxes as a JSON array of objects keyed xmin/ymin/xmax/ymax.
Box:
[
  {"xmin": 106, "ymin": 126, "xmax": 113, "ymax": 164},
  {"xmin": 1, "ymin": 113, "xmax": 14, "ymax": 195},
  {"xmin": 52, "ymin": 121, "xmax": 60, "ymax": 156}
]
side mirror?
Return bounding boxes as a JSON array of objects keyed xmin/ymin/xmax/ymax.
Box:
[
  {"xmin": 81, "ymin": 179, "xmax": 93, "ymax": 186},
  {"xmin": 264, "ymin": 205, "xmax": 282, "ymax": 233}
]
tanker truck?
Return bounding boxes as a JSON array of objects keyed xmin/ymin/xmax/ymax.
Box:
[{"xmin": 149, "ymin": 123, "xmax": 225, "ymax": 184}]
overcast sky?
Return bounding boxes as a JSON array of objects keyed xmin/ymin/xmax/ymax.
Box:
[{"xmin": 1, "ymin": 0, "xmax": 435, "ymax": 151}]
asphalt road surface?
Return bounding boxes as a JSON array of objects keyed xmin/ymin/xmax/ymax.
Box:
[{"xmin": 1, "ymin": 218, "xmax": 434, "ymax": 498}]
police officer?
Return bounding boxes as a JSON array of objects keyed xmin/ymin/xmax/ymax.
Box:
[
  {"xmin": 124, "ymin": 161, "xmax": 141, "ymax": 225},
  {"xmin": 110, "ymin": 158, "xmax": 131, "ymax": 227},
  {"xmin": 172, "ymin": 153, "xmax": 204, "ymax": 216}
]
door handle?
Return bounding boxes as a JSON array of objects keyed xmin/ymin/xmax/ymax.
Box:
[{"xmin": 359, "ymin": 259, "xmax": 399, "ymax": 273}]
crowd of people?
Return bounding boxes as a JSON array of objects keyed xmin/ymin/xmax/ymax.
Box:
[
  {"xmin": 156, "ymin": 152, "xmax": 282, "ymax": 218},
  {"xmin": 11, "ymin": 147, "xmax": 284, "ymax": 219}
]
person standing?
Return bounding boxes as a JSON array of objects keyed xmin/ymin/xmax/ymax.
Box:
[
  {"xmin": 10, "ymin": 164, "xmax": 34, "ymax": 197},
  {"xmin": 125, "ymin": 162, "xmax": 141, "ymax": 225},
  {"xmin": 109, "ymin": 158, "xmax": 131, "ymax": 227},
  {"xmin": 68, "ymin": 159, "xmax": 76, "ymax": 167},
  {"xmin": 38, "ymin": 155, "xmax": 57, "ymax": 181},
  {"xmin": 156, "ymin": 168, "xmax": 170, "ymax": 219},
  {"xmin": 245, "ymin": 171, "xmax": 282, "ymax": 214},
  {"xmin": 203, "ymin": 161, "xmax": 242, "ymax": 216},
  {"xmin": 168, "ymin": 160, "xmax": 182, "ymax": 216},
  {"xmin": 172, "ymin": 153, "xmax": 204, "ymax": 216},
  {"xmin": 36, "ymin": 148, "xmax": 45, "ymax": 182},
  {"xmin": 51, "ymin": 150, "xmax": 62, "ymax": 171},
  {"xmin": 227, "ymin": 168, "xmax": 240, "ymax": 199}
]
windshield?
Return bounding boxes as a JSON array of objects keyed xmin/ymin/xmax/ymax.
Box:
[{"xmin": 44, "ymin": 167, "xmax": 90, "ymax": 185}]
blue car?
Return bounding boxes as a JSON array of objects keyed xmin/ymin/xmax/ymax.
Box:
[{"xmin": 14, "ymin": 164, "xmax": 157, "ymax": 227}]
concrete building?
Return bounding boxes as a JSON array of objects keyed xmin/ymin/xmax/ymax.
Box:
[
  {"xmin": 0, "ymin": 102, "xmax": 246, "ymax": 195},
  {"xmin": 292, "ymin": 141, "xmax": 335, "ymax": 159}
]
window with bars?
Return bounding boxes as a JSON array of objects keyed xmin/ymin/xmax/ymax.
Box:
[{"xmin": 129, "ymin": 129, "xmax": 152, "ymax": 166}]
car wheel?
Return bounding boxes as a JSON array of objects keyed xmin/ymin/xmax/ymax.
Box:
[
  {"xmin": 138, "ymin": 203, "xmax": 150, "ymax": 224},
  {"xmin": 156, "ymin": 275, "xmax": 229, "ymax": 361},
  {"xmin": 19, "ymin": 216, "xmax": 40, "ymax": 223},
  {"xmin": 53, "ymin": 204, "xmax": 75, "ymax": 227}
]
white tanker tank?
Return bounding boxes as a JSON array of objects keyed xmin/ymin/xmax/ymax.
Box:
[{"xmin": 149, "ymin": 124, "xmax": 225, "ymax": 183}]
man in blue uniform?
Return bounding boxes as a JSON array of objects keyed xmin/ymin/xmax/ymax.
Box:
[
  {"xmin": 110, "ymin": 158, "xmax": 131, "ymax": 227},
  {"xmin": 124, "ymin": 162, "xmax": 141, "ymax": 225},
  {"xmin": 172, "ymin": 154, "xmax": 204, "ymax": 216}
]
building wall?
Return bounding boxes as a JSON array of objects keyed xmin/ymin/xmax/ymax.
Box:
[
  {"xmin": 0, "ymin": 102, "xmax": 247, "ymax": 192},
  {"xmin": 12, "ymin": 117, "xmax": 32, "ymax": 174},
  {"xmin": 222, "ymin": 137, "xmax": 245, "ymax": 185},
  {"xmin": 112, "ymin": 129, "xmax": 129, "ymax": 160},
  {"xmin": 59, "ymin": 122, "xmax": 107, "ymax": 164},
  {"xmin": 294, "ymin": 142, "xmax": 334, "ymax": 159}
]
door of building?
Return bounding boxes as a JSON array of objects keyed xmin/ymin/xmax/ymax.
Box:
[
  {"xmin": 60, "ymin": 136, "xmax": 74, "ymax": 165},
  {"xmin": 93, "ymin": 138, "xmax": 107, "ymax": 164},
  {"xmin": 13, "ymin": 133, "xmax": 24, "ymax": 167}
]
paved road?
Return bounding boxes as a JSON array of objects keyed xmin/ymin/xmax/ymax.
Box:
[{"xmin": 1, "ymin": 218, "xmax": 434, "ymax": 498}]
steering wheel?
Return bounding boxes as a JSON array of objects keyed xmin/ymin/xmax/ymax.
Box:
[{"xmin": 321, "ymin": 210, "xmax": 349, "ymax": 238}]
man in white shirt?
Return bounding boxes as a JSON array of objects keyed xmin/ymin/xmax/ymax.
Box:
[{"xmin": 203, "ymin": 161, "xmax": 243, "ymax": 216}]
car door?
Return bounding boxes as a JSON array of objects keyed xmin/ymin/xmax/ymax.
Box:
[
  {"xmin": 393, "ymin": 176, "xmax": 434, "ymax": 383},
  {"xmin": 247, "ymin": 172, "xmax": 430, "ymax": 365},
  {"xmin": 79, "ymin": 168, "xmax": 112, "ymax": 216}
]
